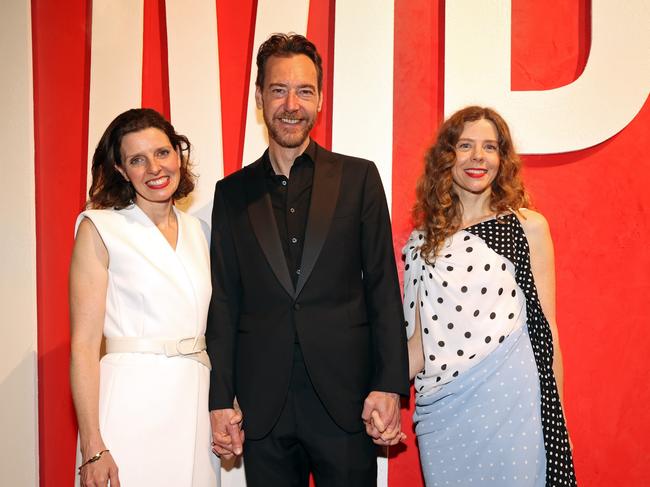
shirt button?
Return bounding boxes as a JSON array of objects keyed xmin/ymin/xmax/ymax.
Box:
[
  {"xmin": 296, "ymin": 268, "xmax": 301, "ymax": 275},
  {"xmin": 289, "ymin": 207, "xmax": 296, "ymax": 214},
  {"xmin": 281, "ymin": 180, "xmax": 287, "ymax": 186},
  {"xmin": 291, "ymin": 237, "xmax": 298, "ymax": 244}
]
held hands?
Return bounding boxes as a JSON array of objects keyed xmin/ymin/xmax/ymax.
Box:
[
  {"xmin": 79, "ymin": 449, "xmax": 120, "ymax": 487},
  {"xmin": 361, "ymin": 391, "xmax": 406, "ymax": 446},
  {"xmin": 210, "ymin": 402, "xmax": 245, "ymax": 459}
]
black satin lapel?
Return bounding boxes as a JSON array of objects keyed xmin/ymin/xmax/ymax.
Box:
[
  {"xmin": 295, "ymin": 153, "xmax": 342, "ymax": 297},
  {"xmin": 246, "ymin": 163, "xmax": 295, "ymax": 297}
]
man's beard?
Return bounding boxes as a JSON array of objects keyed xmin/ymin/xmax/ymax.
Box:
[{"xmin": 265, "ymin": 111, "xmax": 315, "ymax": 148}]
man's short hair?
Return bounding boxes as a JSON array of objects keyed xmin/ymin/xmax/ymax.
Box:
[{"xmin": 255, "ymin": 33, "xmax": 323, "ymax": 91}]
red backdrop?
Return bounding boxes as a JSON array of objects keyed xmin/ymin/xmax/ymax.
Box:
[{"xmin": 33, "ymin": 0, "xmax": 650, "ymax": 485}]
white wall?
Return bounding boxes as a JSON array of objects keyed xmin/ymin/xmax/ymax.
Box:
[{"xmin": 0, "ymin": 0, "xmax": 39, "ymax": 485}]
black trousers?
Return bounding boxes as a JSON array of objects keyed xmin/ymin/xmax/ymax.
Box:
[{"xmin": 243, "ymin": 346, "xmax": 377, "ymax": 487}]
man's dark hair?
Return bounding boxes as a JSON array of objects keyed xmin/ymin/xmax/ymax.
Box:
[{"xmin": 255, "ymin": 33, "xmax": 323, "ymax": 91}]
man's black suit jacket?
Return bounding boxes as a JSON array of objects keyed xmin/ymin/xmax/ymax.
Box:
[{"xmin": 206, "ymin": 142, "xmax": 409, "ymax": 440}]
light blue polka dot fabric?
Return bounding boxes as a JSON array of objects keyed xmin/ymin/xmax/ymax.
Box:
[{"xmin": 413, "ymin": 325, "xmax": 545, "ymax": 486}]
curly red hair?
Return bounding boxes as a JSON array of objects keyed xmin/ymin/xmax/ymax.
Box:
[{"xmin": 412, "ymin": 106, "xmax": 530, "ymax": 261}]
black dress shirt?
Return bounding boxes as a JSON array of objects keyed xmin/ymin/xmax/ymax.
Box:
[{"xmin": 263, "ymin": 140, "xmax": 317, "ymax": 287}]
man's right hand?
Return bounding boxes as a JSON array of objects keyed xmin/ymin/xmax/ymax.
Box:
[
  {"xmin": 210, "ymin": 406, "xmax": 244, "ymax": 459},
  {"xmin": 361, "ymin": 391, "xmax": 405, "ymax": 446}
]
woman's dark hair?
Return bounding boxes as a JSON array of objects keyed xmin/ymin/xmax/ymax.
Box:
[
  {"xmin": 255, "ymin": 33, "xmax": 323, "ymax": 91},
  {"xmin": 413, "ymin": 106, "xmax": 530, "ymax": 261},
  {"xmin": 88, "ymin": 108, "xmax": 195, "ymax": 209}
]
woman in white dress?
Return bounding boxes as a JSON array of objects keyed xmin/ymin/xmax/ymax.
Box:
[{"xmin": 69, "ymin": 108, "xmax": 221, "ymax": 486}]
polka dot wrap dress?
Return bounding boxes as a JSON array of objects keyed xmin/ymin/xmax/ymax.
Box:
[{"xmin": 403, "ymin": 213, "xmax": 576, "ymax": 486}]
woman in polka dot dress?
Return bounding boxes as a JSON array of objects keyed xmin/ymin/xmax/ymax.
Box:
[{"xmin": 403, "ymin": 106, "xmax": 576, "ymax": 486}]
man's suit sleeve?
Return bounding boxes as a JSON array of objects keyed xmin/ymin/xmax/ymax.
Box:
[
  {"xmin": 360, "ymin": 161, "xmax": 410, "ymax": 397},
  {"xmin": 206, "ymin": 181, "xmax": 241, "ymax": 410}
]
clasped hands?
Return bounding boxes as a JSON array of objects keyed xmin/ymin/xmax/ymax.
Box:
[
  {"xmin": 361, "ymin": 390, "xmax": 405, "ymax": 446},
  {"xmin": 210, "ymin": 402, "xmax": 244, "ymax": 460},
  {"xmin": 211, "ymin": 391, "xmax": 404, "ymax": 458}
]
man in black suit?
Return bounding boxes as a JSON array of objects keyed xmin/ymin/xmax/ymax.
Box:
[{"xmin": 207, "ymin": 33, "xmax": 409, "ymax": 487}]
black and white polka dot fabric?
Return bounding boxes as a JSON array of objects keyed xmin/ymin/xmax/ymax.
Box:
[
  {"xmin": 403, "ymin": 213, "xmax": 576, "ymax": 486},
  {"xmin": 403, "ymin": 227, "xmax": 527, "ymax": 397}
]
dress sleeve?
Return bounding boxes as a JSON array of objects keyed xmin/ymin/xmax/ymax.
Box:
[
  {"xmin": 402, "ymin": 230, "xmax": 425, "ymax": 340},
  {"xmin": 74, "ymin": 210, "xmax": 98, "ymax": 237}
]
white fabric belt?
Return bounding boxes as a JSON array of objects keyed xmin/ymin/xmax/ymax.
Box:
[{"xmin": 105, "ymin": 336, "xmax": 211, "ymax": 369}]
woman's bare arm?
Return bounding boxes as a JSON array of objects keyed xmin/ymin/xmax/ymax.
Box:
[
  {"xmin": 69, "ymin": 218, "xmax": 120, "ymax": 485},
  {"xmin": 519, "ymin": 209, "xmax": 566, "ymax": 406}
]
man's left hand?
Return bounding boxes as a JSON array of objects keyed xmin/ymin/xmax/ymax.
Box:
[{"xmin": 361, "ymin": 391, "xmax": 405, "ymax": 446}]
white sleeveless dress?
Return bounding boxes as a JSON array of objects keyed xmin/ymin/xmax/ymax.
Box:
[{"xmin": 74, "ymin": 205, "xmax": 219, "ymax": 486}]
